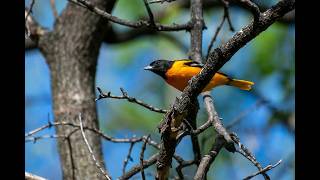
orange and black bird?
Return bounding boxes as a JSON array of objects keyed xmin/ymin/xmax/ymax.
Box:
[{"xmin": 144, "ymin": 59, "xmax": 254, "ymax": 92}]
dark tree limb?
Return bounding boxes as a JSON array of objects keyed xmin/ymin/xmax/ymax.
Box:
[
  {"xmin": 142, "ymin": 0, "xmax": 156, "ymax": 27},
  {"xmin": 193, "ymin": 135, "xmax": 226, "ymax": 180},
  {"xmin": 69, "ymin": 0, "xmax": 192, "ymax": 31},
  {"xmin": 180, "ymin": 0, "xmax": 294, "ymax": 24}
]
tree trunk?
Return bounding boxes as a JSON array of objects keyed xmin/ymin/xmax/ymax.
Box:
[{"xmin": 38, "ymin": 0, "xmax": 116, "ymax": 179}]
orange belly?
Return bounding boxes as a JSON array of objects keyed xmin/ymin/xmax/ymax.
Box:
[{"xmin": 165, "ymin": 65, "xmax": 229, "ymax": 92}]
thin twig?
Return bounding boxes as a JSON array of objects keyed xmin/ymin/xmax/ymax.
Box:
[
  {"xmin": 96, "ymin": 87, "xmax": 167, "ymax": 113},
  {"xmin": 235, "ymin": 0, "xmax": 261, "ymax": 22},
  {"xmin": 68, "ymin": 0, "xmax": 192, "ymax": 31},
  {"xmin": 243, "ymin": 160, "xmax": 282, "ymax": 180},
  {"xmin": 221, "ymin": 0, "xmax": 235, "ymax": 31},
  {"xmin": 50, "ymin": 0, "xmax": 58, "ymax": 18},
  {"xmin": 142, "ymin": 0, "xmax": 156, "ymax": 27},
  {"xmin": 66, "ymin": 137, "xmax": 76, "ymax": 180},
  {"xmin": 79, "ymin": 114, "xmax": 111, "ymax": 180},
  {"xmin": 175, "ymin": 160, "xmax": 196, "ymax": 179},
  {"xmin": 122, "ymin": 142, "xmax": 136, "ymax": 175},
  {"xmin": 25, "ymin": 0, "xmax": 35, "ymax": 39},
  {"xmin": 206, "ymin": 0, "xmax": 235, "ymax": 59},
  {"xmin": 119, "ymin": 153, "xmax": 159, "ymax": 180},
  {"xmin": 202, "ymin": 93, "xmax": 235, "ymax": 152},
  {"xmin": 231, "ymin": 133, "xmax": 270, "ymax": 180},
  {"xmin": 194, "ymin": 135, "xmax": 226, "ymax": 179},
  {"xmin": 206, "ymin": 11, "xmax": 226, "ymax": 59},
  {"xmin": 25, "ymin": 172, "xmax": 47, "ymax": 180},
  {"xmin": 25, "ymin": 120, "xmax": 187, "ymax": 165},
  {"xmin": 25, "ymin": 135, "xmax": 66, "ymax": 143},
  {"xmin": 140, "ymin": 135, "xmax": 150, "ymax": 180},
  {"xmin": 148, "ymin": 0, "xmax": 177, "ymax": 4}
]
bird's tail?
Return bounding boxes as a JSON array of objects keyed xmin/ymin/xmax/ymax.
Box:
[{"xmin": 228, "ymin": 79, "xmax": 254, "ymax": 90}]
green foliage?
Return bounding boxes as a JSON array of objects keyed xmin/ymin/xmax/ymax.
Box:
[
  {"xmin": 106, "ymin": 102, "xmax": 162, "ymax": 131},
  {"xmin": 251, "ymin": 23, "xmax": 288, "ymax": 76}
]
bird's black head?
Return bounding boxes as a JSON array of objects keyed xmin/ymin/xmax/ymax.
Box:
[{"xmin": 144, "ymin": 60, "xmax": 174, "ymax": 79}]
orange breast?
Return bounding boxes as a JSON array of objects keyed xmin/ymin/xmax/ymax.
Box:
[{"xmin": 165, "ymin": 61, "xmax": 230, "ymax": 92}]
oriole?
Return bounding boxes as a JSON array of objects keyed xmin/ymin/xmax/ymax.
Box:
[{"xmin": 144, "ymin": 59, "xmax": 254, "ymax": 92}]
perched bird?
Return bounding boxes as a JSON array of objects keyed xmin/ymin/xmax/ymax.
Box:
[{"xmin": 144, "ymin": 59, "xmax": 254, "ymax": 92}]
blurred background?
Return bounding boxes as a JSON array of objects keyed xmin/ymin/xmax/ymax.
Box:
[{"xmin": 25, "ymin": 0, "xmax": 295, "ymax": 179}]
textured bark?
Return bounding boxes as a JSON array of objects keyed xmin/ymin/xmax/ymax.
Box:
[{"xmin": 38, "ymin": 0, "xmax": 116, "ymax": 179}]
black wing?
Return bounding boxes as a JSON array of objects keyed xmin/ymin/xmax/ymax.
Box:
[
  {"xmin": 183, "ymin": 60, "xmax": 204, "ymax": 68},
  {"xmin": 183, "ymin": 60, "xmax": 233, "ymax": 79},
  {"xmin": 184, "ymin": 60, "xmax": 233, "ymax": 78}
]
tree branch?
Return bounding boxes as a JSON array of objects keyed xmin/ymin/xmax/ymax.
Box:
[
  {"xmin": 25, "ymin": 172, "xmax": 47, "ymax": 180},
  {"xmin": 243, "ymin": 160, "xmax": 282, "ymax": 180},
  {"xmin": 193, "ymin": 135, "xmax": 226, "ymax": 179},
  {"xmin": 234, "ymin": 0, "xmax": 260, "ymax": 22},
  {"xmin": 96, "ymin": 87, "xmax": 167, "ymax": 113},
  {"xmin": 202, "ymin": 93, "xmax": 235, "ymax": 152},
  {"xmin": 122, "ymin": 142, "xmax": 136, "ymax": 175},
  {"xmin": 119, "ymin": 153, "xmax": 159, "ymax": 180},
  {"xmin": 79, "ymin": 114, "xmax": 111, "ymax": 180},
  {"xmin": 139, "ymin": 135, "xmax": 150, "ymax": 180},
  {"xmin": 25, "ymin": 9, "xmax": 48, "ymax": 50},
  {"xmin": 68, "ymin": 0, "xmax": 192, "ymax": 31}
]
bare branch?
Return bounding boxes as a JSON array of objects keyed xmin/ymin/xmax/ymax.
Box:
[
  {"xmin": 68, "ymin": 0, "xmax": 192, "ymax": 31},
  {"xmin": 79, "ymin": 114, "xmax": 111, "ymax": 180},
  {"xmin": 139, "ymin": 135, "xmax": 150, "ymax": 180},
  {"xmin": 243, "ymin": 160, "xmax": 282, "ymax": 180},
  {"xmin": 202, "ymin": 93, "xmax": 235, "ymax": 152},
  {"xmin": 96, "ymin": 87, "xmax": 167, "ymax": 113},
  {"xmin": 25, "ymin": 7, "xmax": 48, "ymax": 50},
  {"xmin": 233, "ymin": 0, "xmax": 260, "ymax": 22},
  {"xmin": 50, "ymin": 0, "xmax": 58, "ymax": 18},
  {"xmin": 149, "ymin": 0, "xmax": 177, "ymax": 4},
  {"xmin": 175, "ymin": 160, "xmax": 196, "ymax": 179},
  {"xmin": 119, "ymin": 153, "xmax": 159, "ymax": 180},
  {"xmin": 122, "ymin": 142, "xmax": 136, "ymax": 175},
  {"xmin": 25, "ymin": 134, "xmax": 66, "ymax": 143},
  {"xmin": 25, "ymin": 172, "xmax": 47, "ymax": 180},
  {"xmin": 194, "ymin": 135, "xmax": 226, "ymax": 179},
  {"xmin": 222, "ymin": 0, "xmax": 235, "ymax": 31},
  {"xmin": 231, "ymin": 133, "xmax": 270, "ymax": 180},
  {"xmin": 189, "ymin": 0, "xmax": 204, "ymax": 62},
  {"xmin": 206, "ymin": 0, "xmax": 235, "ymax": 59},
  {"xmin": 142, "ymin": 0, "xmax": 156, "ymax": 27},
  {"xmin": 25, "ymin": 0, "xmax": 36, "ymax": 39}
]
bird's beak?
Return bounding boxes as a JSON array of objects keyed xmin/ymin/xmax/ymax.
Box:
[{"xmin": 144, "ymin": 65, "xmax": 153, "ymax": 70}]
